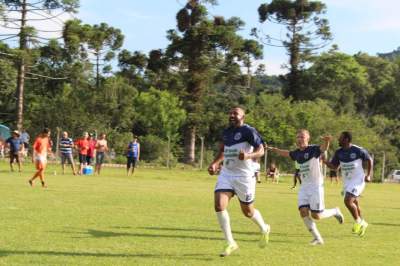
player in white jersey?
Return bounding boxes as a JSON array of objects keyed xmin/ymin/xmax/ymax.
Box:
[
  {"xmin": 268, "ymin": 129, "xmax": 344, "ymax": 245},
  {"xmin": 208, "ymin": 107, "xmax": 270, "ymax": 257},
  {"xmin": 324, "ymin": 131, "xmax": 372, "ymax": 237}
]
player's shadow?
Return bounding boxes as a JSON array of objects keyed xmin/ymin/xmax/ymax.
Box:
[
  {"xmin": 140, "ymin": 226, "xmax": 306, "ymax": 238},
  {"xmin": 139, "ymin": 226, "xmax": 259, "ymax": 236},
  {"xmin": 0, "ymin": 249, "xmax": 214, "ymax": 261},
  {"xmin": 371, "ymin": 222, "xmax": 400, "ymax": 227},
  {"xmin": 52, "ymin": 227, "xmax": 293, "ymax": 243}
]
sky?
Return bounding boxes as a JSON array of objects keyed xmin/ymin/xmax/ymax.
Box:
[{"xmin": 2, "ymin": 0, "xmax": 400, "ymax": 75}]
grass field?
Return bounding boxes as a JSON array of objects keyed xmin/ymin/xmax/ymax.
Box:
[{"xmin": 0, "ymin": 162, "xmax": 399, "ymax": 265}]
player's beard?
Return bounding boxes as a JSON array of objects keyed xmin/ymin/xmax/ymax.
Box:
[{"xmin": 229, "ymin": 117, "xmax": 240, "ymax": 127}]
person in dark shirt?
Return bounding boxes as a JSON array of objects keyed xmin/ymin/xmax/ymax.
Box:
[{"xmin": 6, "ymin": 130, "xmax": 24, "ymax": 172}]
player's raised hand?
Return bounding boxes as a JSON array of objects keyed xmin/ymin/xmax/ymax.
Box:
[{"xmin": 321, "ymin": 135, "xmax": 333, "ymax": 142}]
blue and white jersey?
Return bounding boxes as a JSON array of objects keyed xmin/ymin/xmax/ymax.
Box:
[
  {"xmin": 289, "ymin": 145, "xmax": 323, "ymax": 187},
  {"xmin": 331, "ymin": 145, "xmax": 371, "ymax": 184},
  {"xmin": 220, "ymin": 124, "xmax": 264, "ymax": 177}
]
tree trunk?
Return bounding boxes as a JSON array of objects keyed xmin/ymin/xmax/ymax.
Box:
[
  {"xmin": 96, "ymin": 52, "xmax": 100, "ymax": 89},
  {"xmin": 16, "ymin": 0, "xmax": 27, "ymax": 131},
  {"xmin": 184, "ymin": 125, "xmax": 196, "ymax": 164}
]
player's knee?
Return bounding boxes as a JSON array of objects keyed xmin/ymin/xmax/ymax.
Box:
[
  {"xmin": 311, "ymin": 212, "xmax": 320, "ymax": 220},
  {"xmin": 242, "ymin": 209, "xmax": 253, "ymax": 218},
  {"xmin": 214, "ymin": 203, "xmax": 225, "ymax": 212}
]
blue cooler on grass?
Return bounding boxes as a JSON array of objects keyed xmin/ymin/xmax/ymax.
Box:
[{"xmin": 83, "ymin": 166, "xmax": 93, "ymax": 175}]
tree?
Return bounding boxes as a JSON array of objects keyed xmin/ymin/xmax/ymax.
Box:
[
  {"xmin": 354, "ymin": 53, "xmax": 398, "ymax": 116},
  {"xmin": 167, "ymin": 0, "xmax": 247, "ymax": 163},
  {"xmin": 256, "ymin": 0, "xmax": 331, "ymax": 99},
  {"xmin": 302, "ymin": 51, "xmax": 372, "ymax": 114},
  {"xmin": 240, "ymin": 39, "xmax": 263, "ymax": 89},
  {"xmin": 63, "ymin": 20, "xmax": 124, "ymax": 89},
  {"xmin": 0, "ymin": 0, "xmax": 79, "ymax": 130},
  {"xmin": 133, "ymin": 87, "xmax": 186, "ymax": 141},
  {"xmin": 0, "ymin": 54, "xmax": 17, "ymax": 124}
]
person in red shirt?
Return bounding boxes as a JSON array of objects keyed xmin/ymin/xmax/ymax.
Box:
[
  {"xmin": 75, "ymin": 132, "xmax": 89, "ymax": 175},
  {"xmin": 86, "ymin": 133, "xmax": 97, "ymax": 166},
  {"xmin": 28, "ymin": 128, "xmax": 52, "ymax": 188}
]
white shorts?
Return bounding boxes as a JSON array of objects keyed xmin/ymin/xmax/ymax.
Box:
[
  {"xmin": 215, "ymin": 173, "xmax": 256, "ymax": 204},
  {"xmin": 344, "ymin": 180, "xmax": 365, "ymax": 197},
  {"xmin": 35, "ymin": 155, "xmax": 47, "ymax": 163},
  {"xmin": 298, "ymin": 185, "xmax": 325, "ymax": 212},
  {"xmin": 253, "ymin": 162, "xmax": 260, "ymax": 173}
]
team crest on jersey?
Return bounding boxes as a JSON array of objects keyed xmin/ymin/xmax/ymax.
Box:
[
  {"xmin": 234, "ymin": 132, "xmax": 242, "ymax": 141},
  {"xmin": 350, "ymin": 153, "xmax": 356, "ymax": 159},
  {"xmin": 304, "ymin": 153, "xmax": 309, "ymax": 159}
]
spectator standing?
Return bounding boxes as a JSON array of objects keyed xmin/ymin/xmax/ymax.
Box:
[
  {"xmin": 95, "ymin": 133, "xmax": 108, "ymax": 175},
  {"xmin": 86, "ymin": 133, "xmax": 97, "ymax": 166},
  {"xmin": 59, "ymin": 131, "xmax": 77, "ymax": 175},
  {"xmin": 75, "ymin": 132, "xmax": 89, "ymax": 175},
  {"xmin": 126, "ymin": 136, "xmax": 140, "ymax": 176},
  {"xmin": 6, "ymin": 130, "xmax": 24, "ymax": 172}
]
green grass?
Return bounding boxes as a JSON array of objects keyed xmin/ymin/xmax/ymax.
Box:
[{"xmin": 0, "ymin": 161, "xmax": 399, "ymax": 265}]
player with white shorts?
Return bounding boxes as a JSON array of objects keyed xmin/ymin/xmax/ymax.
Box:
[
  {"xmin": 208, "ymin": 107, "xmax": 270, "ymax": 257},
  {"xmin": 269, "ymin": 129, "xmax": 344, "ymax": 245},
  {"xmin": 325, "ymin": 131, "xmax": 372, "ymax": 237}
]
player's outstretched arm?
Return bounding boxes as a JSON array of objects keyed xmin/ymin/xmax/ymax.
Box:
[
  {"xmin": 268, "ymin": 146, "xmax": 290, "ymax": 158},
  {"xmin": 208, "ymin": 143, "xmax": 224, "ymax": 175}
]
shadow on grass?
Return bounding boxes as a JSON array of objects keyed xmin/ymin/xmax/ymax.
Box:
[
  {"xmin": 139, "ymin": 226, "xmax": 258, "ymax": 235},
  {"xmin": 51, "ymin": 227, "xmax": 295, "ymax": 243},
  {"xmin": 0, "ymin": 250, "xmax": 214, "ymax": 261},
  {"xmin": 139, "ymin": 226, "xmax": 307, "ymax": 238},
  {"xmin": 371, "ymin": 222, "xmax": 400, "ymax": 227}
]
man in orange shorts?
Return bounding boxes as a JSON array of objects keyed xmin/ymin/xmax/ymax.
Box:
[{"xmin": 29, "ymin": 128, "xmax": 52, "ymax": 188}]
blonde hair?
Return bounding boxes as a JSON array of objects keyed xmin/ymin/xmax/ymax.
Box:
[{"xmin": 297, "ymin": 129, "xmax": 310, "ymax": 136}]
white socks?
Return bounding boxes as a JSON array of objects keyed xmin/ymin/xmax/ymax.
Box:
[
  {"xmin": 303, "ymin": 216, "xmax": 322, "ymax": 240},
  {"xmin": 318, "ymin": 208, "xmax": 338, "ymax": 219},
  {"xmin": 356, "ymin": 217, "xmax": 362, "ymax": 223},
  {"xmin": 250, "ymin": 209, "xmax": 269, "ymax": 233},
  {"xmin": 216, "ymin": 210, "xmax": 235, "ymax": 244}
]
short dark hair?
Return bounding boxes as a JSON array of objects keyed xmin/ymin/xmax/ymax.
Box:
[
  {"xmin": 341, "ymin": 131, "xmax": 352, "ymax": 142},
  {"xmin": 42, "ymin": 128, "xmax": 50, "ymax": 134}
]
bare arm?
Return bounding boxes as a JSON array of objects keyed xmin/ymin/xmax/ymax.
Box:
[
  {"xmin": 137, "ymin": 143, "xmax": 140, "ymax": 160},
  {"xmin": 365, "ymin": 158, "xmax": 373, "ymax": 182},
  {"xmin": 268, "ymin": 147, "xmax": 290, "ymax": 158},
  {"xmin": 239, "ymin": 144, "xmax": 264, "ymax": 161},
  {"xmin": 208, "ymin": 143, "xmax": 224, "ymax": 175}
]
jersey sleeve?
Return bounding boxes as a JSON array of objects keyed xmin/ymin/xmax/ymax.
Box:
[
  {"xmin": 311, "ymin": 145, "xmax": 322, "ymax": 158},
  {"xmin": 246, "ymin": 127, "xmax": 263, "ymax": 148},
  {"xmin": 359, "ymin": 148, "xmax": 371, "ymax": 161},
  {"xmin": 330, "ymin": 150, "xmax": 340, "ymax": 167},
  {"xmin": 289, "ymin": 150, "xmax": 297, "ymax": 161}
]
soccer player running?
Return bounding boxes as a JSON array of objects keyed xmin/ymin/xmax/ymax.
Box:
[
  {"xmin": 269, "ymin": 129, "xmax": 344, "ymax": 245},
  {"xmin": 208, "ymin": 107, "xmax": 270, "ymax": 257},
  {"xmin": 59, "ymin": 131, "xmax": 77, "ymax": 175},
  {"xmin": 323, "ymin": 131, "xmax": 372, "ymax": 237},
  {"xmin": 29, "ymin": 128, "xmax": 52, "ymax": 188},
  {"xmin": 126, "ymin": 136, "xmax": 140, "ymax": 176}
]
